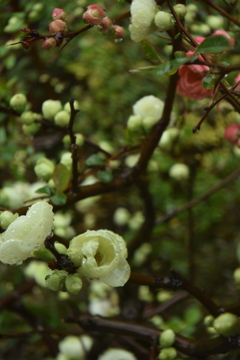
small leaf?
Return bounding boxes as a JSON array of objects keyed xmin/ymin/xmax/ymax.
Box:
[
  {"xmin": 174, "ymin": 51, "xmax": 186, "ymax": 59},
  {"xmin": 156, "ymin": 55, "xmax": 198, "ymax": 76},
  {"xmin": 174, "ymin": 33, "xmax": 180, "ymax": 39},
  {"xmin": 51, "ymin": 193, "xmax": 67, "ymax": 205},
  {"xmin": 156, "ymin": 62, "xmax": 171, "ymax": 75},
  {"xmin": 141, "ymin": 40, "xmax": 161, "ymax": 64},
  {"xmin": 99, "ymin": 170, "xmax": 113, "ymax": 183},
  {"xmin": 129, "ymin": 66, "xmax": 157, "ymax": 73},
  {"xmin": 86, "ymin": 154, "xmax": 104, "ymax": 166},
  {"xmin": 202, "ymin": 75, "xmax": 216, "ymax": 89},
  {"xmin": 35, "ymin": 186, "xmax": 52, "ymax": 195},
  {"xmin": 196, "ymin": 35, "xmax": 230, "ymax": 54},
  {"xmin": 52, "ymin": 163, "xmax": 71, "ymax": 194}
]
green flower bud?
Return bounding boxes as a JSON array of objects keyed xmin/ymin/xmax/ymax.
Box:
[
  {"xmin": 142, "ymin": 116, "xmax": 159, "ymax": 132},
  {"xmin": 113, "ymin": 207, "xmax": 131, "ymax": 226},
  {"xmin": 127, "ymin": 115, "xmax": 143, "ymax": 132},
  {"xmin": 22, "ymin": 123, "xmax": 40, "ymax": 135},
  {"xmin": 10, "ymin": 94, "xmax": 27, "ymax": 113},
  {"xmin": 154, "ymin": 11, "xmax": 175, "ymax": 32},
  {"xmin": 0, "ymin": 211, "xmax": 19, "ymax": 230},
  {"xmin": 206, "ymin": 15, "xmax": 224, "ymax": 30},
  {"xmin": 20, "ymin": 111, "xmax": 35, "ymax": 125},
  {"xmin": 160, "ymin": 329, "xmax": 175, "ymax": 348},
  {"xmin": 66, "ymin": 246, "xmax": 83, "ymax": 267},
  {"xmin": 65, "ymin": 274, "xmax": 83, "ymax": 295},
  {"xmin": 54, "ymin": 242, "xmax": 67, "ymax": 254},
  {"xmin": 60, "ymin": 152, "xmax": 72, "ymax": 170},
  {"xmin": 158, "ymin": 347, "xmax": 177, "ymax": 360},
  {"xmin": 213, "ymin": 312, "xmax": 240, "ymax": 337},
  {"xmin": 45, "ymin": 270, "xmax": 68, "ymax": 291},
  {"xmin": 173, "ymin": 4, "xmax": 187, "ymax": 20},
  {"xmin": 64, "ymin": 100, "xmax": 80, "ymax": 113},
  {"xmin": 233, "ymin": 268, "xmax": 240, "ymax": 284},
  {"xmin": 75, "ymin": 133, "xmax": 84, "ymax": 147},
  {"xmin": 204, "ymin": 315, "xmax": 214, "ymax": 327},
  {"xmin": 54, "ymin": 110, "xmax": 70, "ymax": 127},
  {"xmin": 42, "ymin": 99, "xmax": 62, "ymax": 120},
  {"xmin": 34, "ymin": 158, "xmax": 55, "ymax": 181},
  {"xmin": 169, "ymin": 163, "xmax": 189, "ymax": 180}
]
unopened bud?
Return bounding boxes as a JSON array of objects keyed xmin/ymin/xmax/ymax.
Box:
[
  {"xmin": 49, "ymin": 20, "xmax": 68, "ymax": 34},
  {"xmin": 83, "ymin": 5, "xmax": 106, "ymax": 25},
  {"xmin": 159, "ymin": 329, "xmax": 175, "ymax": 348},
  {"xmin": 34, "ymin": 158, "xmax": 55, "ymax": 181},
  {"xmin": 54, "ymin": 110, "xmax": 70, "ymax": 127},
  {"xmin": 112, "ymin": 25, "xmax": 124, "ymax": 39},
  {"xmin": 65, "ymin": 274, "xmax": 82, "ymax": 295},
  {"xmin": 173, "ymin": 4, "xmax": 187, "ymax": 20},
  {"xmin": 0, "ymin": 211, "xmax": 19, "ymax": 230},
  {"xmin": 233, "ymin": 268, "xmax": 240, "ymax": 284},
  {"xmin": 213, "ymin": 312, "xmax": 240, "ymax": 337},
  {"xmin": 52, "ymin": 8, "xmax": 67, "ymax": 21},
  {"xmin": 10, "ymin": 93, "xmax": 27, "ymax": 113},
  {"xmin": 154, "ymin": 11, "xmax": 175, "ymax": 32},
  {"xmin": 224, "ymin": 124, "xmax": 240, "ymax": 144},
  {"xmin": 42, "ymin": 37, "xmax": 57, "ymax": 50},
  {"xmin": 158, "ymin": 347, "xmax": 177, "ymax": 360},
  {"xmin": 42, "ymin": 99, "xmax": 62, "ymax": 120},
  {"xmin": 66, "ymin": 246, "xmax": 83, "ymax": 267},
  {"xmin": 98, "ymin": 17, "xmax": 113, "ymax": 32},
  {"xmin": 20, "ymin": 111, "xmax": 35, "ymax": 125},
  {"xmin": 54, "ymin": 242, "xmax": 67, "ymax": 254},
  {"xmin": 22, "ymin": 123, "xmax": 40, "ymax": 135}
]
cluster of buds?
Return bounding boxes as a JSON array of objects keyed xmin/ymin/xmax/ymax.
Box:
[
  {"xmin": 42, "ymin": 8, "xmax": 68, "ymax": 50},
  {"xmin": 83, "ymin": 5, "xmax": 124, "ymax": 40}
]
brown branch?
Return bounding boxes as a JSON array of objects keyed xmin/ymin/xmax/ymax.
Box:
[
  {"xmin": 155, "ymin": 166, "xmax": 240, "ymax": 225},
  {"xmin": 68, "ymin": 98, "xmax": 80, "ymax": 194}
]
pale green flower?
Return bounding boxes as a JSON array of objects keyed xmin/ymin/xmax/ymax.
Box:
[{"xmin": 70, "ymin": 230, "xmax": 130, "ymax": 287}]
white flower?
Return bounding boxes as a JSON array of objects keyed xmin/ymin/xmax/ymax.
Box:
[
  {"xmin": 133, "ymin": 95, "xmax": 164, "ymax": 120},
  {"xmin": 0, "ymin": 202, "xmax": 54, "ymax": 265},
  {"xmin": 129, "ymin": 0, "xmax": 158, "ymax": 42},
  {"xmin": 70, "ymin": 230, "xmax": 130, "ymax": 287},
  {"xmin": 58, "ymin": 335, "xmax": 92, "ymax": 359},
  {"xmin": 98, "ymin": 348, "xmax": 137, "ymax": 360}
]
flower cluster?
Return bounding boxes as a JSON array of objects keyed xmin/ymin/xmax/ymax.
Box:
[
  {"xmin": 127, "ymin": 95, "xmax": 164, "ymax": 134},
  {"xmin": 177, "ymin": 31, "xmax": 235, "ymax": 100},
  {"xmin": 82, "ymin": 5, "xmax": 124, "ymax": 40}
]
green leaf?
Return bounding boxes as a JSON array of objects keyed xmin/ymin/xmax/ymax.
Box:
[
  {"xmin": 202, "ymin": 75, "xmax": 216, "ymax": 89},
  {"xmin": 141, "ymin": 40, "xmax": 161, "ymax": 64},
  {"xmin": 99, "ymin": 170, "xmax": 113, "ymax": 183},
  {"xmin": 129, "ymin": 66, "xmax": 157, "ymax": 73},
  {"xmin": 156, "ymin": 55, "xmax": 198, "ymax": 76},
  {"xmin": 35, "ymin": 186, "xmax": 52, "ymax": 195},
  {"xmin": 86, "ymin": 154, "xmax": 104, "ymax": 166},
  {"xmin": 195, "ymin": 35, "xmax": 230, "ymax": 54},
  {"xmin": 52, "ymin": 163, "xmax": 71, "ymax": 194},
  {"xmin": 51, "ymin": 193, "xmax": 67, "ymax": 206}
]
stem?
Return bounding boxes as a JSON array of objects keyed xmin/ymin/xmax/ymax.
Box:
[{"xmin": 68, "ymin": 98, "xmax": 80, "ymax": 194}]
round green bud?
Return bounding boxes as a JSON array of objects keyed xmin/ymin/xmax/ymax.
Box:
[
  {"xmin": 158, "ymin": 347, "xmax": 177, "ymax": 360},
  {"xmin": 60, "ymin": 152, "xmax": 72, "ymax": 170},
  {"xmin": 75, "ymin": 133, "xmax": 85, "ymax": 147},
  {"xmin": 160, "ymin": 329, "xmax": 175, "ymax": 348},
  {"xmin": 65, "ymin": 274, "xmax": 83, "ymax": 295},
  {"xmin": 42, "ymin": 99, "xmax": 62, "ymax": 120},
  {"xmin": 20, "ymin": 111, "xmax": 35, "ymax": 125},
  {"xmin": 204, "ymin": 315, "xmax": 214, "ymax": 327},
  {"xmin": 22, "ymin": 123, "xmax": 40, "ymax": 135},
  {"xmin": 173, "ymin": 4, "xmax": 187, "ymax": 20},
  {"xmin": 113, "ymin": 207, "xmax": 131, "ymax": 226},
  {"xmin": 45, "ymin": 273, "xmax": 61, "ymax": 291},
  {"xmin": 64, "ymin": 100, "xmax": 80, "ymax": 113},
  {"xmin": 213, "ymin": 312, "xmax": 240, "ymax": 337},
  {"xmin": 206, "ymin": 15, "xmax": 224, "ymax": 30},
  {"xmin": 34, "ymin": 158, "xmax": 55, "ymax": 181},
  {"xmin": 66, "ymin": 246, "xmax": 83, "ymax": 267},
  {"xmin": 154, "ymin": 11, "xmax": 175, "ymax": 32},
  {"xmin": 10, "ymin": 94, "xmax": 27, "ymax": 113},
  {"xmin": 198, "ymin": 24, "xmax": 211, "ymax": 35},
  {"xmin": 54, "ymin": 242, "xmax": 67, "ymax": 254},
  {"xmin": 0, "ymin": 211, "xmax": 19, "ymax": 230},
  {"xmin": 54, "ymin": 110, "xmax": 70, "ymax": 127},
  {"xmin": 127, "ymin": 115, "xmax": 143, "ymax": 132},
  {"xmin": 233, "ymin": 268, "xmax": 240, "ymax": 284}
]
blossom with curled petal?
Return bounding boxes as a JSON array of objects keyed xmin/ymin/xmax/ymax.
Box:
[
  {"xmin": 0, "ymin": 202, "xmax": 54, "ymax": 265},
  {"xmin": 70, "ymin": 230, "xmax": 130, "ymax": 287},
  {"xmin": 129, "ymin": 0, "xmax": 158, "ymax": 42}
]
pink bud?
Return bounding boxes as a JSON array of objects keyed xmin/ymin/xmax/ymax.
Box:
[
  {"xmin": 83, "ymin": 5, "xmax": 106, "ymax": 25},
  {"xmin": 112, "ymin": 25, "xmax": 124, "ymax": 39},
  {"xmin": 224, "ymin": 124, "xmax": 240, "ymax": 144},
  {"xmin": 212, "ymin": 30, "xmax": 235, "ymax": 49},
  {"xmin": 52, "ymin": 8, "xmax": 67, "ymax": 21},
  {"xmin": 49, "ymin": 20, "xmax": 68, "ymax": 34},
  {"xmin": 42, "ymin": 37, "xmax": 57, "ymax": 50},
  {"xmin": 194, "ymin": 36, "xmax": 205, "ymax": 45},
  {"xmin": 98, "ymin": 17, "xmax": 113, "ymax": 32}
]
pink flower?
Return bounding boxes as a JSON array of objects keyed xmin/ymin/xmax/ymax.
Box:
[
  {"xmin": 212, "ymin": 30, "xmax": 235, "ymax": 49},
  {"xmin": 234, "ymin": 74, "xmax": 240, "ymax": 91},
  {"xmin": 52, "ymin": 8, "xmax": 67, "ymax": 21},
  {"xmin": 195, "ymin": 36, "xmax": 205, "ymax": 45},
  {"xmin": 83, "ymin": 5, "xmax": 106, "ymax": 25},
  {"xmin": 224, "ymin": 124, "xmax": 240, "ymax": 147},
  {"xmin": 177, "ymin": 51, "xmax": 214, "ymax": 100}
]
